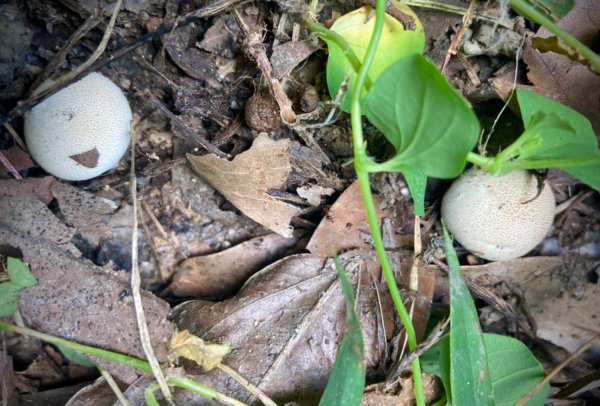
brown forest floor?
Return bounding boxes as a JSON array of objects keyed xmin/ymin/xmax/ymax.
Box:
[{"xmin": 0, "ymin": 0, "xmax": 599, "ymax": 405}]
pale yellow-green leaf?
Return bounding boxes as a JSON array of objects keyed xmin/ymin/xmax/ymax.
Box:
[{"xmin": 168, "ymin": 330, "xmax": 232, "ymax": 371}]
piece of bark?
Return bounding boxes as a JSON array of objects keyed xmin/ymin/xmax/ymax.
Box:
[{"xmin": 0, "ymin": 176, "xmax": 54, "ymax": 205}]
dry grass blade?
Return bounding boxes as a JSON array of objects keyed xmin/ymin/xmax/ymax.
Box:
[
  {"xmin": 26, "ymin": 7, "xmax": 102, "ymax": 97},
  {"xmin": 129, "ymin": 121, "xmax": 173, "ymax": 403},
  {"xmin": 516, "ymin": 333, "xmax": 600, "ymax": 405},
  {"xmin": 29, "ymin": 0, "xmax": 122, "ymax": 100},
  {"xmin": 98, "ymin": 367, "xmax": 131, "ymax": 406}
]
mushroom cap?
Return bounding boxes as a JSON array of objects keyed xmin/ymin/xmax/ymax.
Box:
[
  {"xmin": 25, "ymin": 72, "xmax": 132, "ymax": 181},
  {"xmin": 441, "ymin": 167, "xmax": 555, "ymax": 261}
]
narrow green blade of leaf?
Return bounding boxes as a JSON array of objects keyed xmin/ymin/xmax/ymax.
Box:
[
  {"xmin": 559, "ymin": 162, "xmax": 600, "ymax": 191},
  {"xmin": 421, "ymin": 335, "xmax": 452, "ymax": 403},
  {"xmin": 484, "ymin": 334, "xmax": 549, "ymax": 406},
  {"xmin": 144, "ymin": 384, "xmax": 161, "ymax": 406},
  {"xmin": 403, "ymin": 167, "xmax": 427, "ymax": 216},
  {"xmin": 0, "ymin": 283, "xmax": 19, "ymax": 318},
  {"xmin": 319, "ymin": 258, "xmax": 365, "ymax": 406},
  {"xmin": 7, "ymin": 257, "xmax": 37, "ymax": 289},
  {"xmin": 56, "ymin": 344, "xmax": 97, "ymax": 368},
  {"xmin": 364, "ymin": 54, "xmax": 480, "ymax": 179},
  {"xmin": 325, "ymin": 4, "xmax": 424, "ymax": 112},
  {"xmin": 442, "ymin": 223, "xmax": 495, "ymax": 405}
]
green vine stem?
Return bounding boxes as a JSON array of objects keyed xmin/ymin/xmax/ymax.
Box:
[
  {"xmin": 349, "ymin": 0, "xmax": 424, "ymax": 404},
  {"xmin": 509, "ymin": 0, "xmax": 600, "ymax": 74},
  {"xmin": 0, "ymin": 321, "xmax": 246, "ymax": 406}
]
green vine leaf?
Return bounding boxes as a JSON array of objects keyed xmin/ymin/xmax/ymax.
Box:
[
  {"xmin": 490, "ymin": 89, "xmax": 600, "ymax": 190},
  {"xmin": 325, "ymin": 3, "xmax": 424, "ymax": 112},
  {"xmin": 364, "ymin": 54, "xmax": 480, "ymax": 179}
]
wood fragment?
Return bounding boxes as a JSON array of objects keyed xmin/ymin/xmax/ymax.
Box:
[{"xmin": 232, "ymin": 8, "xmax": 296, "ymax": 124}]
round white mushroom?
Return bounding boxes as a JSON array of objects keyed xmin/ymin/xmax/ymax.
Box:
[
  {"xmin": 24, "ymin": 72, "xmax": 132, "ymax": 181},
  {"xmin": 441, "ymin": 167, "xmax": 555, "ymax": 261}
]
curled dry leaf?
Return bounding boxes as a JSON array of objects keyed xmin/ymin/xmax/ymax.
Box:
[
  {"xmin": 187, "ymin": 134, "xmax": 299, "ymax": 238},
  {"xmin": 170, "ymin": 251, "xmax": 393, "ymax": 404},
  {"xmin": 167, "ymin": 329, "xmax": 232, "ymax": 371},
  {"xmin": 168, "ymin": 233, "xmax": 305, "ymax": 298},
  {"xmin": 64, "ymin": 378, "xmax": 124, "ymax": 406},
  {"xmin": 270, "ymin": 40, "xmax": 319, "ymax": 80}
]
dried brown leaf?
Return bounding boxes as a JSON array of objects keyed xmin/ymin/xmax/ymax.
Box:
[
  {"xmin": 0, "ymin": 224, "xmax": 173, "ymax": 384},
  {"xmin": 51, "ymin": 181, "xmax": 118, "ymax": 246},
  {"xmin": 170, "ymin": 251, "xmax": 392, "ymax": 403},
  {"xmin": 270, "ymin": 40, "xmax": 319, "ymax": 80},
  {"xmin": 187, "ymin": 134, "xmax": 300, "ymax": 237},
  {"xmin": 464, "ymin": 256, "xmax": 600, "ymax": 357},
  {"xmin": 168, "ymin": 233, "xmax": 304, "ymax": 298},
  {"xmin": 307, "ymin": 180, "xmax": 386, "ymax": 258}
]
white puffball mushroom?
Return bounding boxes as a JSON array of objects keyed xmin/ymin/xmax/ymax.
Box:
[
  {"xmin": 24, "ymin": 72, "xmax": 132, "ymax": 181},
  {"xmin": 441, "ymin": 167, "xmax": 555, "ymax": 261}
]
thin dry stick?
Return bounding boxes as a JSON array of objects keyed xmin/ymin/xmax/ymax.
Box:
[
  {"xmin": 216, "ymin": 364, "xmax": 277, "ymax": 406},
  {"xmin": 479, "ymin": 33, "xmax": 526, "ymax": 155},
  {"xmin": 516, "ymin": 333, "xmax": 600, "ymax": 406},
  {"xmin": 387, "ymin": 318, "xmax": 449, "ymax": 381},
  {"xmin": 231, "ymin": 8, "xmax": 296, "ymax": 124},
  {"xmin": 400, "ymin": 0, "xmax": 513, "ymax": 29},
  {"xmin": 0, "ymin": 151, "xmax": 22, "ymax": 180},
  {"xmin": 27, "ymin": 7, "xmax": 102, "ymax": 97},
  {"xmin": 129, "ymin": 122, "xmax": 173, "ymax": 404},
  {"xmin": 136, "ymin": 202, "xmax": 169, "ymax": 282},
  {"xmin": 29, "ymin": 0, "xmax": 122, "ymax": 100},
  {"xmin": 141, "ymin": 201, "xmax": 188, "ymax": 260},
  {"xmin": 98, "ymin": 367, "xmax": 131, "ymax": 406},
  {"xmin": 440, "ymin": 0, "xmax": 477, "ymax": 73},
  {"xmin": 145, "ymin": 93, "xmax": 227, "ymax": 159},
  {"xmin": 368, "ymin": 264, "xmax": 389, "ymax": 359},
  {"xmin": 2, "ymin": 123, "xmax": 25, "ymax": 150}
]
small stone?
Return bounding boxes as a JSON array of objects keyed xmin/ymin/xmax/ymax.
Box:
[
  {"xmin": 245, "ymin": 95, "xmax": 282, "ymax": 132},
  {"xmin": 294, "ymin": 84, "xmax": 319, "ymax": 113}
]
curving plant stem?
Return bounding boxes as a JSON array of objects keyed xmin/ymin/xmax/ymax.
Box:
[
  {"xmin": 349, "ymin": 0, "xmax": 424, "ymax": 404},
  {"xmin": 0, "ymin": 321, "xmax": 246, "ymax": 406},
  {"xmin": 509, "ymin": 0, "xmax": 600, "ymax": 74}
]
